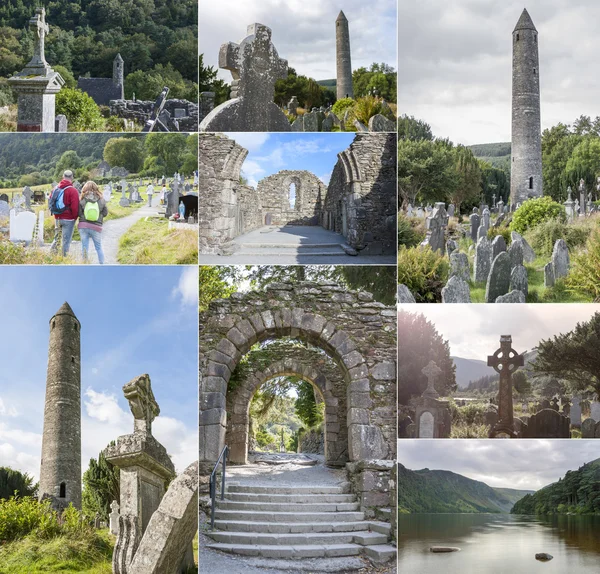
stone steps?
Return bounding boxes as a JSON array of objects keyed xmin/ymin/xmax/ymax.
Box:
[{"xmin": 207, "ymin": 483, "xmax": 395, "ymax": 563}]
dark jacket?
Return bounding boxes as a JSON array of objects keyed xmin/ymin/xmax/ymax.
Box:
[
  {"xmin": 78, "ymin": 196, "xmax": 108, "ymax": 230},
  {"xmin": 51, "ymin": 179, "xmax": 79, "ymax": 220}
]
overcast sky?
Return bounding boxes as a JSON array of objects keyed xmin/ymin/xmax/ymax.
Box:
[
  {"xmin": 228, "ymin": 132, "xmax": 354, "ymax": 188},
  {"xmin": 200, "ymin": 0, "xmax": 396, "ymax": 81},
  {"xmin": 0, "ymin": 267, "xmax": 198, "ymax": 481},
  {"xmin": 399, "ymin": 304, "xmax": 600, "ymax": 361},
  {"xmin": 398, "ymin": 1, "xmax": 600, "ymax": 145},
  {"xmin": 399, "ymin": 439, "xmax": 600, "ymax": 491}
]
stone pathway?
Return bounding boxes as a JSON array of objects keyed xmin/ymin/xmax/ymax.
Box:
[{"xmin": 199, "ymin": 226, "xmax": 397, "ymax": 265}]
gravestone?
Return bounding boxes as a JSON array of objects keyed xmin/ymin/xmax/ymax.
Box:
[
  {"xmin": 581, "ymin": 418, "xmax": 596, "ymax": 438},
  {"xmin": 590, "ymin": 402, "xmax": 600, "ymax": 421},
  {"xmin": 564, "ymin": 187, "xmax": 575, "ymax": 220},
  {"xmin": 446, "ymin": 239, "xmax": 458, "ymax": 256},
  {"xmin": 418, "ymin": 412, "xmax": 434, "ymax": 438},
  {"xmin": 477, "ymin": 225, "xmax": 487, "ymax": 240},
  {"xmin": 570, "ymin": 396, "xmax": 582, "ymax": 427},
  {"xmin": 551, "ymin": 239, "xmax": 569, "ymax": 279},
  {"xmin": 9, "ymin": 209, "xmax": 36, "ymax": 242},
  {"xmin": 414, "ymin": 360, "xmax": 451, "ymax": 438},
  {"xmin": 470, "ymin": 213, "xmax": 480, "ymax": 242},
  {"xmin": 287, "ymin": 96, "xmax": 298, "ymax": 115},
  {"xmin": 55, "ymin": 114, "xmax": 67, "ymax": 132},
  {"xmin": 488, "ymin": 335, "xmax": 524, "ymax": 437},
  {"xmin": 482, "ymin": 208, "xmax": 490, "ymax": 231},
  {"xmin": 368, "ymin": 114, "xmax": 396, "ymax": 132},
  {"xmin": 322, "ymin": 114, "xmax": 334, "ymax": 132},
  {"xmin": 22, "ymin": 186, "xmax": 33, "ymax": 209},
  {"xmin": 473, "ymin": 236, "xmax": 492, "ymax": 282},
  {"xmin": 0, "ymin": 200, "xmax": 9, "ymax": 219},
  {"xmin": 110, "ymin": 500, "xmax": 120, "ymax": 536},
  {"xmin": 200, "ymin": 23, "xmax": 290, "ymax": 132},
  {"xmin": 485, "ymin": 252, "xmax": 511, "ymax": 302},
  {"xmin": 450, "ymin": 251, "xmax": 470, "ymax": 283},
  {"xmin": 495, "ymin": 290, "xmax": 525, "ymax": 303},
  {"xmin": 544, "ymin": 262, "xmax": 555, "ymax": 287},
  {"xmin": 421, "ymin": 202, "xmax": 448, "ymax": 254},
  {"xmin": 492, "ymin": 235, "xmax": 507, "ymax": 259},
  {"xmin": 448, "ymin": 204, "xmax": 455, "ymax": 217},
  {"xmin": 0, "ymin": 193, "xmax": 8, "ymax": 203},
  {"xmin": 507, "ymin": 239, "xmax": 524, "ymax": 269},
  {"xmin": 397, "ymin": 284, "xmax": 416, "ymax": 303},
  {"xmin": 510, "ymin": 265, "xmax": 528, "ymax": 298},
  {"xmin": 522, "ymin": 409, "xmax": 570, "ymax": 438},
  {"xmin": 511, "ymin": 231, "xmax": 535, "ymax": 262},
  {"xmin": 441, "ymin": 275, "xmax": 471, "ymax": 303}
]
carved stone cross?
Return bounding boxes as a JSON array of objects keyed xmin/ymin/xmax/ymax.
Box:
[
  {"xmin": 421, "ymin": 360, "xmax": 442, "ymax": 398},
  {"xmin": 220, "ymin": 23, "xmax": 287, "ymax": 102},
  {"xmin": 30, "ymin": 8, "xmax": 50, "ymax": 68},
  {"xmin": 487, "ymin": 335, "xmax": 524, "ymax": 437},
  {"xmin": 123, "ymin": 374, "xmax": 160, "ymax": 435}
]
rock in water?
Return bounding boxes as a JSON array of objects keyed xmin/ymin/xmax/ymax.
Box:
[
  {"xmin": 535, "ymin": 553, "xmax": 553, "ymax": 561},
  {"xmin": 430, "ymin": 547, "xmax": 461, "ymax": 553}
]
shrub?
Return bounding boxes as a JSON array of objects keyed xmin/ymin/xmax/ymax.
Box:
[
  {"xmin": 510, "ymin": 196, "xmax": 566, "ymax": 234},
  {"xmin": 398, "ymin": 213, "xmax": 425, "ymax": 247},
  {"xmin": 525, "ymin": 218, "xmax": 592, "ymax": 258},
  {"xmin": 353, "ymin": 95, "xmax": 393, "ymax": 125},
  {"xmin": 56, "ymin": 88, "xmax": 104, "ymax": 132},
  {"xmin": 0, "ymin": 497, "xmax": 59, "ymax": 543},
  {"xmin": 566, "ymin": 228, "xmax": 600, "ymax": 299},
  {"xmin": 487, "ymin": 227, "xmax": 511, "ymax": 245},
  {"xmin": 397, "ymin": 245, "xmax": 449, "ymax": 303},
  {"xmin": 331, "ymin": 97, "xmax": 355, "ymax": 119}
]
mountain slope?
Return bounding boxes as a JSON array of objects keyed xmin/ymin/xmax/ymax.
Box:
[
  {"xmin": 452, "ymin": 357, "xmax": 495, "ymax": 388},
  {"xmin": 512, "ymin": 458, "xmax": 600, "ymax": 515},
  {"xmin": 398, "ymin": 463, "xmax": 534, "ymax": 514}
]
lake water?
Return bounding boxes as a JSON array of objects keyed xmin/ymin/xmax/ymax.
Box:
[{"xmin": 398, "ymin": 514, "xmax": 600, "ymax": 574}]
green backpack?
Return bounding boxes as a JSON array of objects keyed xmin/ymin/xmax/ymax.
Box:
[{"xmin": 84, "ymin": 200, "xmax": 100, "ymax": 222}]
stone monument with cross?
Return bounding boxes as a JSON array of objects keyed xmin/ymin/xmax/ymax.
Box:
[
  {"xmin": 414, "ymin": 360, "xmax": 451, "ymax": 438},
  {"xmin": 8, "ymin": 7, "xmax": 64, "ymax": 132},
  {"xmin": 487, "ymin": 335, "xmax": 524, "ymax": 438},
  {"xmin": 200, "ymin": 23, "xmax": 291, "ymax": 132}
]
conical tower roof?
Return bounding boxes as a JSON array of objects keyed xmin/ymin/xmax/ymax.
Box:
[
  {"xmin": 337, "ymin": 10, "xmax": 348, "ymax": 22},
  {"xmin": 53, "ymin": 301, "xmax": 78, "ymax": 319},
  {"xmin": 114, "ymin": 53, "xmax": 124, "ymax": 62},
  {"xmin": 514, "ymin": 8, "xmax": 537, "ymax": 32}
]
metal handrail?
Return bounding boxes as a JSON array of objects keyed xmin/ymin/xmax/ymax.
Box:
[{"xmin": 209, "ymin": 445, "xmax": 229, "ymax": 529}]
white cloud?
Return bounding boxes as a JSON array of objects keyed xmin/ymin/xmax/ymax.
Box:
[
  {"xmin": 228, "ymin": 133, "xmax": 271, "ymax": 152},
  {"xmin": 0, "ymin": 397, "xmax": 18, "ymax": 417},
  {"xmin": 172, "ymin": 267, "xmax": 198, "ymax": 308},
  {"xmin": 319, "ymin": 172, "xmax": 333, "ymax": 185},
  {"xmin": 84, "ymin": 388, "xmax": 130, "ymax": 426}
]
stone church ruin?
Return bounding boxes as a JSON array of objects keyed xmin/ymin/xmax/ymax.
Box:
[{"xmin": 198, "ymin": 132, "xmax": 397, "ymax": 257}]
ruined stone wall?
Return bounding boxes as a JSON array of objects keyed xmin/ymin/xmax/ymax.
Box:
[
  {"xmin": 237, "ymin": 184, "xmax": 263, "ymax": 233},
  {"xmin": 39, "ymin": 304, "xmax": 82, "ymax": 509},
  {"xmin": 324, "ymin": 133, "xmax": 397, "ymax": 254},
  {"xmin": 198, "ymin": 133, "xmax": 251, "ymax": 253},
  {"xmin": 298, "ymin": 429, "xmax": 325, "ymax": 455},
  {"xmin": 256, "ymin": 170, "xmax": 324, "ymax": 225},
  {"xmin": 199, "ymin": 280, "xmax": 397, "ymax": 475},
  {"xmin": 109, "ymin": 99, "xmax": 199, "ymax": 131}
]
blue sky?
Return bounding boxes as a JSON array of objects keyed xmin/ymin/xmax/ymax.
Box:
[
  {"xmin": 0, "ymin": 266, "xmax": 198, "ymax": 480},
  {"xmin": 229, "ymin": 133, "xmax": 355, "ymax": 188}
]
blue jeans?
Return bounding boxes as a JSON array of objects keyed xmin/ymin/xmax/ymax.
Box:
[
  {"xmin": 80, "ymin": 227, "xmax": 105, "ymax": 264},
  {"xmin": 50, "ymin": 219, "xmax": 76, "ymax": 257}
]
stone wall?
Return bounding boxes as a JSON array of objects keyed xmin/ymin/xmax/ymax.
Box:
[
  {"xmin": 298, "ymin": 428, "xmax": 325, "ymax": 455},
  {"xmin": 323, "ymin": 133, "xmax": 397, "ymax": 254},
  {"xmin": 109, "ymin": 99, "xmax": 199, "ymax": 132},
  {"xmin": 256, "ymin": 170, "xmax": 325, "ymax": 225}
]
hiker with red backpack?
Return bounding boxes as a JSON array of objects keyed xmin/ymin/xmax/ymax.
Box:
[
  {"xmin": 49, "ymin": 170, "xmax": 79, "ymax": 257},
  {"xmin": 78, "ymin": 181, "xmax": 108, "ymax": 264}
]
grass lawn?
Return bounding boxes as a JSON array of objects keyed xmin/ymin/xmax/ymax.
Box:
[
  {"xmin": 117, "ymin": 217, "xmax": 198, "ymax": 264},
  {"xmin": 0, "ymin": 531, "xmax": 113, "ymax": 574}
]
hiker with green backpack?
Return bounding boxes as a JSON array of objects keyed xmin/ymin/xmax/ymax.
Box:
[{"xmin": 78, "ymin": 181, "xmax": 108, "ymax": 264}]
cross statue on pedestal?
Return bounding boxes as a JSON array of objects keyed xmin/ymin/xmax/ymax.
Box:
[
  {"xmin": 31, "ymin": 8, "xmax": 49, "ymax": 65},
  {"xmin": 123, "ymin": 374, "xmax": 160, "ymax": 435},
  {"xmin": 487, "ymin": 335, "xmax": 524, "ymax": 437},
  {"xmin": 421, "ymin": 360, "xmax": 442, "ymax": 398}
]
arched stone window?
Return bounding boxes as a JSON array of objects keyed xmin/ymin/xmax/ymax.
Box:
[
  {"xmin": 289, "ymin": 182, "xmax": 296, "ymax": 210},
  {"xmin": 59, "ymin": 482, "xmax": 66, "ymax": 498},
  {"xmin": 516, "ymin": 33, "xmax": 519, "ymax": 41},
  {"xmin": 529, "ymin": 177, "xmax": 533, "ymax": 190}
]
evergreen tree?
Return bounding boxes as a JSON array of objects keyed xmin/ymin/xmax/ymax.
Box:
[
  {"xmin": 0, "ymin": 467, "xmax": 37, "ymax": 500},
  {"xmin": 82, "ymin": 451, "xmax": 119, "ymax": 521}
]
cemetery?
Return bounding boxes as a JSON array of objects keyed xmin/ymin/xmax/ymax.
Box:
[
  {"xmin": 199, "ymin": 10, "xmax": 396, "ymax": 132},
  {"xmin": 0, "ymin": 133, "xmax": 199, "ymax": 264},
  {"xmin": 0, "ymin": 5, "xmax": 198, "ymax": 133},
  {"xmin": 398, "ymin": 306, "xmax": 600, "ymax": 439},
  {"xmin": 199, "ymin": 275, "xmax": 397, "ymax": 569},
  {"xmin": 198, "ymin": 132, "xmax": 397, "ymax": 263}
]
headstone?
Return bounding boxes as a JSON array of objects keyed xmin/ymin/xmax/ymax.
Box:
[
  {"xmin": 441, "ymin": 275, "xmax": 471, "ymax": 303},
  {"xmin": 418, "ymin": 411, "xmax": 434, "ymax": 438},
  {"xmin": 470, "ymin": 213, "xmax": 480, "ymax": 242},
  {"xmin": 579, "ymin": 179, "xmax": 586, "ymax": 215},
  {"xmin": 564, "ymin": 187, "xmax": 575, "ymax": 221},
  {"xmin": 200, "ymin": 23, "xmax": 290, "ymax": 132},
  {"xmin": 109, "ymin": 500, "xmax": 120, "ymax": 535},
  {"xmin": 485, "ymin": 252, "xmax": 511, "ymax": 302},
  {"xmin": 414, "ymin": 361, "xmax": 451, "ymax": 438},
  {"xmin": 507, "ymin": 238, "xmax": 524, "ymax": 269},
  {"xmin": 446, "ymin": 239, "xmax": 457, "ymax": 256},
  {"xmin": 491, "ymin": 235, "xmax": 507, "ymax": 259},
  {"xmin": 590, "ymin": 402, "xmax": 600, "ymax": 421},
  {"xmin": 544, "ymin": 262, "xmax": 555, "ymax": 287},
  {"xmin": 9, "ymin": 209, "xmax": 36, "ymax": 242},
  {"xmin": 482, "ymin": 208, "xmax": 491, "ymax": 231},
  {"xmin": 450, "ymin": 251, "xmax": 470, "ymax": 283},
  {"xmin": 581, "ymin": 418, "xmax": 596, "ymax": 438},
  {"xmin": 487, "ymin": 335, "xmax": 524, "ymax": 437},
  {"xmin": 495, "ymin": 290, "xmax": 525, "ymax": 303},
  {"xmin": 287, "ymin": 95, "xmax": 298, "ymax": 115},
  {"xmin": 522, "ymin": 409, "xmax": 570, "ymax": 438},
  {"xmin": 55, "ymin": 114, "xmax": 67, "ymax": 132},
  {"xmin": 174, "ymin": 108, "xmax": 186, "ymax": 119},
  {"xmin": 510, "ymin": 265, "xmax": 528, "ymax": 298},
  {"xmin": 448, "ymin": 204, "xmax": 455, "ymax": 217},
  {"xmin": 22, "ymin": 186, "xmax": 33, "ymax": 209},
  {"xmin": 511, "ymin": 231, "xmax": 535, "ymax": 262},
  {"xmin": 368, "ymin": 114, "xmax": 396, "ymax": 132},
  {"xmin": 570, "ymin": 396, "xmax": 582, "ymax": 427},
  {"xmin": 477, "ymin": 225, "xmax": 487, "ymax": 240},
  {"xmin": 473, "ymin": 236, "xmax": 492, "ymax": 282},
  {"xmin": 397, "ymin": 284, "xmax": 416, "ymax": 303},
  {"xmin": 420, "ymin": 202, "xmax": 448, "ymax": 254},
  {"xmin": 0, "ymin": 200, "xmax": 9, "ymax": 219},
  {"xmin": 322, "ymin": 114, "xmax": 334, "ymax": 132},
  {"xmin": 551, "ymin": 239, "xmax": 569, "ymax": 279}
]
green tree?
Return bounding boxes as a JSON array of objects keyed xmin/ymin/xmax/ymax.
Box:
[
  {"xmin": 103, "ymin": 137, "xmax": 145, "ymax": 172},
  {"xmin": 352, "ymin": 63, "xmax": 397, "ymax": 102},
  {"xmin": 199, "ymin": 54, "xmax": 230, "ymax": 106},
  {"xmin": 82, "ymin": 452, "xmax": 119, "ymax": 520},
  {"xmin": 295, "ymin": 381, "xmax": 322, "ymax": 428},
  {"xmin": 512, "ymin": 371, "xmax": 531, "ymax": 396},
  {"xmin": 533, "ymin": 312, "xmax": 600, "ymax": 399},
  {"xmin": 198, "ymin": 266, "xmax": 240, "ymax": 311},
  {"xmin": 397, "ymin": 311, "xmax": 456, "ymax": 404},
  {"xmin": 397, "ymin": 115, "xmax": 433, "ymax": 142},
  {"xmin": 0, "ymin": 467, "xmax": 37, "ymax": 500},
  {"xmin": 565, "ymin": 137, "xmax": 600, "ymax": 194},
  {"xmin": 55, "ymin": 149, "xmax": 82, "ymax": 179},
  {"xmin": 55, "ymin": 88, "xmax": 104, "ymax": 132},
  {"xmin": 450, "ymin": 145, "xmax": 481, "ymax": 214},
  {"xmin": 144, "ymin": 133, "xmax": 187, "ymax": 174}
]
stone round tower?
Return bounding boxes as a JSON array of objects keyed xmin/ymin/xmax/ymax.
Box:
[
  {"xmin": 336, "ymin": 11, "xmax": 353, "ymax": 100},
  {"xmin": 39, "ymin": 302, "xmax": 82, "ymax": 509},
  {"xmin": 113, "ymin": 53, "xmax": 124, "ymax": 99},
  {"xmin": 511, "ymin": 8, "xmax": 542, "ymax": 205}
]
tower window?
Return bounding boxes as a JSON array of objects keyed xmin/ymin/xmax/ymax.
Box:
[
  {"xmin": 534, "ymin": 34, "xmax": 537, "ymax": 43},
  {"xmin": 59, "ymin": 482, "xmax": 66, "ymax": 498},
  {"xmin": 71, "ymin": 356, "xmax": 75, "ymax": 363},
  {"xmin": 74, "ymin": 323, "xmax": 78, "ymax": 331},
  {"xmin": 533, "ymin": 68, "xmax": 536, "ymax": 75},
  {"xmin": 51, "ymin": 321, "xmax": 55, "ymax": 330},
  {"xmin": 529, "ymin": 177, "xmax": 533, "ymax": 190},
  {"xmin": 516, "ymin": 33, "xmax": 519, "ymax": 41}
]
